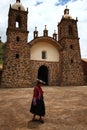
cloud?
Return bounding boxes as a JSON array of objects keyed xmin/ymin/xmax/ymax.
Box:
[
  {"xmin": 0, "ymin": 0, "xmax": 87, "ymax": 58},
  {"xmin": 35, "ymin": 1, "xmax": 43, "ymax": 6}
]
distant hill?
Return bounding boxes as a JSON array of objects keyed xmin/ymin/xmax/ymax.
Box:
[{"xmin": 0, "ymin": 41, "xmax": 6, "ymax": 64}]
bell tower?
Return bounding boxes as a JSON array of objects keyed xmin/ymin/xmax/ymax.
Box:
[
  {"xmin": 58, "ymin": 7, "xmax": 84, "ymax": 86},
  {"xmin": 1, "ymin": 0, "xmax": 31, "ymax": 87}
]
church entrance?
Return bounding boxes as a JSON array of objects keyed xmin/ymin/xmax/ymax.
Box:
[{"xmin": 38, "ymin": 65, "xmax": 48, "ymax": 85}]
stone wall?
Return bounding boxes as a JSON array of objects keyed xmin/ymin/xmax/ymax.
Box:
[
  {"xmin": 30, "ymin": 60, "xmax": 60, "ymax": 86},
  {"xmin": 59, "ymin": 38, "xmax": 85, "ymax": 86},
  {"xmin": 0, "ymin": 5, "xmax": 85, "ymax": 88}
]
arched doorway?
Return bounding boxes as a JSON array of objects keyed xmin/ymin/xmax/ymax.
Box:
[{"xmin": 38, "ymin": 65, "xmax": 48, "ymax": 85}]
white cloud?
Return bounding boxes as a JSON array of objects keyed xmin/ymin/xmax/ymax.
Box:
[{"xmin": 0, "ymin": 0, "xmax": 87, "ymax": 58}]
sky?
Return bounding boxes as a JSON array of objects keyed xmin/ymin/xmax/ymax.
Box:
[{"xmin": 0, "ymin": 0, "xmax": 87, "ymax": 58}]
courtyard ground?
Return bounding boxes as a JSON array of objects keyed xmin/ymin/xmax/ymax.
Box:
[{"xmin": 0, "ymin": 86, "xmax": 87, "ymax": 130}]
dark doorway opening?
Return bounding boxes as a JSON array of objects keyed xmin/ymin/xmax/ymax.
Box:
[{"xmin": 38, "ymin": 65, "xmax": 48, "ymax": 85}]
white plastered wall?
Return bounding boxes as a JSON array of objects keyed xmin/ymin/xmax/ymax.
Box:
[{"xmin": 30, "ymin": 41, "xmax": 59, "ymax": 62}]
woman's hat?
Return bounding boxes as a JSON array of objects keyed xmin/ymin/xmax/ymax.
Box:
[{"xmin": 37, "ymin": 79, "xmax": 45, "ymax": 84}]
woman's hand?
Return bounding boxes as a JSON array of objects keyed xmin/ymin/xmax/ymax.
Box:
[{"xmin": 33, "ymin": 97, "xmax": 37, "ymax": 106}]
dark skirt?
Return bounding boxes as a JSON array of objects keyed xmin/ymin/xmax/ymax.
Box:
[{"xmin": 30, "ymin": 99, "xmax": 45, "ymax": 116}]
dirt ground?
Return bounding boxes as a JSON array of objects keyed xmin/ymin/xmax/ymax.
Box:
[{"xmin": 0, "ymin": 86, "xmax": 87, "ymax": 130}]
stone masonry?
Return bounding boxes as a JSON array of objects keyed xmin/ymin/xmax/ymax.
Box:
[{"xmin": 0, "ymin": 1, "xmax": 85, "ymax": 87}]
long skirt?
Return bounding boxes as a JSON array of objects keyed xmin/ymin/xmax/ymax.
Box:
[{"xmin": 30, "ymin": 99, "xmax": 45, "ymax": 116}]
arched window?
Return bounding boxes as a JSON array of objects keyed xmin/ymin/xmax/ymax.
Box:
[
  {"xmin": 15, "ymin": 54, "xmax": 19, "ymax": 59},
  {"xmin": 42, "ymin": 51, "xmax": 46, "ymax": 59},
  {"xmin": 71, "ymin": 58, "xmax": 73, "ymax": 64},
  {"xmin": 16, "ymin": 36, "xmax": 20, "ymax": 42},
  {"xmin": 15, "ymin": 16, "xmax": 21, "ymax": 28},
  {"xmin": 18, "ymin": 7, "xmax": 21, "ymax": 10},
  {"xmin": 69, "ymin": 25, "xmax": 73, "ymax": 36},
  {"xmin": 70, "ymin": 44, "xmax": 73, "ymax": 49}
]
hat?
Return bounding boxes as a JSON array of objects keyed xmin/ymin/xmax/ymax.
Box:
[{"xmin": 37, "ymin": 79, "xmax": 45, "ymax": 84}]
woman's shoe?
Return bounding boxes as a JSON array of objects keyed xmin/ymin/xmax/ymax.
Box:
[
  {"xmin": 39, "ymin": 118, "xmax": 44, "ymax": 123},
  {"xmin": 32, "ymin": 118, "xmax": 38, "ymax": 122}
]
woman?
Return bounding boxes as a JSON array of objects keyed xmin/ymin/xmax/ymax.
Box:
[{"xmin": 30, "ymin": 79, "xmax": 45, "ymax": 123}]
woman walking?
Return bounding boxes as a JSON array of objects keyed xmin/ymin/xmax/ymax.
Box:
[{"xmin": 30, "ymin": 79, "xmax": 45, "ymax": 123}]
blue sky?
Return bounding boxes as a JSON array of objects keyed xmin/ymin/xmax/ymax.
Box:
[
  {"xmin": 0, "ymin": 0, "xmax": 87, "ymax": 58},
  {"xmin": 55, "ymin": 0, "xmax": 72, "ymax": 6}
]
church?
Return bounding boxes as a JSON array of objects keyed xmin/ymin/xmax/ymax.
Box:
[{"xmin": 1, "ymin": 0, "xmax": 85, "ymax": 87}]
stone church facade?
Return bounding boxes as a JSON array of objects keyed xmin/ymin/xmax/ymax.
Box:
[{"xmin": 1, "ymin": 0, "xmax": 85, "ymax": 87}]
